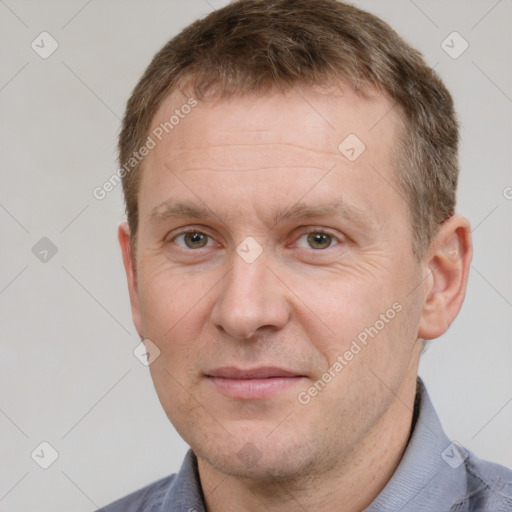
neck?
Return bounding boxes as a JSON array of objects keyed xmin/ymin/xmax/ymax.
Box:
[{"xmin": 197, "ymin": 370, "xmax": 419, "ymax": 512}]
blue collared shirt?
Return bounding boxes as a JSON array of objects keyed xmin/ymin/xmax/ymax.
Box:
[{"xmin": 97, "ymin": 379, "xmax": 512, "ymax": 511}]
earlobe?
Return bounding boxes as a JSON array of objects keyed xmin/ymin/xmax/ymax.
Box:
[
  {"xmin": 118, "ymin": 222, "xmax": 144, "ymax": 338},
  {"xmin": 418, "ymin": 215, "xmax": 473, "ymax": 340}
]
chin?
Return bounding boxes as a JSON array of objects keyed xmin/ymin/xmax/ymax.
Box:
[{"xmin": 193, "ymin": 431, "xmax": 323, "ymax": 482}]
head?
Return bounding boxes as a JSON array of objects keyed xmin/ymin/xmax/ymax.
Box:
[{"xmin": 118, "ymin": 0, "xmax": 472, "ymax": 482}]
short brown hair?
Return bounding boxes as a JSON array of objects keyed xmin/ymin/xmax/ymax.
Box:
[{"xmin": 119, "ymin": 0, "xmax": 458, "ymax": 259}]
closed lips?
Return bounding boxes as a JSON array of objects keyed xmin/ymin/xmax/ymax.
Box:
[{"xmin": 205, "ymin": 367, "xmax": 305, "ymax": 379}]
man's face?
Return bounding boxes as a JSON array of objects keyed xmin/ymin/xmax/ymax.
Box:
[{"xmin": 123, "ymin": 85, "xmax": 427, "ymax": 479}]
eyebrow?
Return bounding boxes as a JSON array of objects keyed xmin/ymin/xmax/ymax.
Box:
[{"xmin": 148, "ymin": 199, "xmax": 377, "ymax": 231}]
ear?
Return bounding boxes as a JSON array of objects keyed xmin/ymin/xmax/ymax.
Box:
[
  {"xmin": 418, "ymin": 215, "xmax": 473, "ymax": 340},
  {"xmin": 118, "ymin": 222, "xmax": 144, "ymax": 339}
]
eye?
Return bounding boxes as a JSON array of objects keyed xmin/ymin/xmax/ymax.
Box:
[
  {"xmin": 174, "ymin": 231, "xmax": 215, "ymax": 249},
  {"xmin": 296, "ymin": 231, "xmax": 339, "ymax": 250}
]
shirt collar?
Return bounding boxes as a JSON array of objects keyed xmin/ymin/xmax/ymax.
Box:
[
  {"xmin": 162, "ymin": 447, "xmax": 206, "ymax": 512},
  {"xmin": 363, "ymin": 377, "xmax": 468, "ymax": 511}
]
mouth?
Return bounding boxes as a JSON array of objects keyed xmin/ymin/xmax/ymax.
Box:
[{"xmin": 205, "ymin": 366, "xmax": 307, "ymax": 400}]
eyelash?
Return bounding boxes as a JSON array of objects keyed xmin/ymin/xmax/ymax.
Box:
[{"xmin": 166, "ymin": 227, "xmax": 343, "ymax": 251}]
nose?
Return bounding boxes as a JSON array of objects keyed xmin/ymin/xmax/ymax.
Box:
[{"xmin": 210, "ymin": 250, "xmax": 290, "ymax": 339}]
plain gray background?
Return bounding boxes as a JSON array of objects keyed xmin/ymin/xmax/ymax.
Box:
[{"xmin": 0, "ymin": 1, "xmax": 511, "ymax": 510}]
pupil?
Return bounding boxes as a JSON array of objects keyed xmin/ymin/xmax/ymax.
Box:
[
  {"xmin": 186, "ymin": 232, "xmax": 206, "ymax": 248},
  {"xmin": 308, "ymin": 233, "xmax": 331, "ymax": 249}
]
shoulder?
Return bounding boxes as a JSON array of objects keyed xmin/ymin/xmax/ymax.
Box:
[
  {"xmin": 96, "ymin": 474, "xmax": 175, "ymax": 512},
  {"xmin": 452, "ymin": 450, "xmax": 512, "ymax": 511}
]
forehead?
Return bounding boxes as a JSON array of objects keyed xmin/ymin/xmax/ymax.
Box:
[
  {"xmin": 139, "ymin": 84, "xmax": 404, "ymax": 229},
  {"xmin": 148, "ymin": 84, "xmax": 399, "ymax": 159}
]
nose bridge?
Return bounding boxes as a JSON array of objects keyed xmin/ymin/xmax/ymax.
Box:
[{"xmin": 211, "ymin": 250, "xmax": 289, "ymax": 339}]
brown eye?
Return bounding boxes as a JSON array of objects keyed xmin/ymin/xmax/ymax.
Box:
[
  {"xmin": 176, "ymin": 232, "xmax": 211, "ymax": 249},
  {"xmin": 306, "ymin": 232, "xmax": 334, "ymax": 249}
]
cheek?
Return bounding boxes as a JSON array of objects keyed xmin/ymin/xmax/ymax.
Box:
[
  {"xmin": 136, "ymin": 266, "xmax": 220, "ymax": 390},
  {"xmin": 148, "ymin": 361, "xmax": 206, "ymax": 439},
  {"xmin": 292, "ymin": 258, "xmax": 417, "ymax": 376},
  {"xmin": 138, "ymin": 263, "xmax": 214, "ymax": 333},
  {"xmin": 141, "ymin": 272, "xmax": 211, "ymax": 410},
  {"xmin": 295, "ymin": 270, "xmax": 394, "ymax": 344}
]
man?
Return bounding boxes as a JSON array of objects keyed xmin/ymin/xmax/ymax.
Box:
[{"xmin": 101, "ymin": 0, "xmax": 512, "ymax": 510}]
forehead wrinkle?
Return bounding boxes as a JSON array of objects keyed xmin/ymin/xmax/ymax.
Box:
[
  {"xmin": 156, "ymin": 151, "xmax": 339, "ymax": 176},
  {"xmin": 164, "ymin": 141, "xmax": 343, "ymax": 163},
  {"xmin": 156, "ymin": 146, "xmax": 347, "ymax": 175},
  {"xmin": 167, "ymin": 165, "xmax": 334, "ymax": 173}
]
